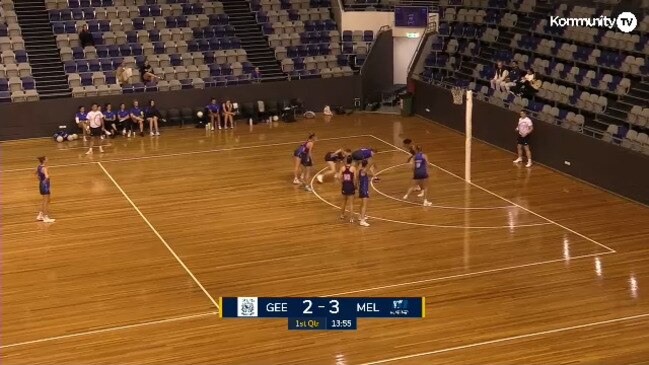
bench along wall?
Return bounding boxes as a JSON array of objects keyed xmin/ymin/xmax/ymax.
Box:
[
  {"xmin": 0, "ymin": 76, "xmax": 362, "ymax": 141},
  {"xmin": 411, "ymin": 79, "xmax": 649, "ymax": 205}
]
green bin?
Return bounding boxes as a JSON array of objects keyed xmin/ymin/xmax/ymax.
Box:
[{"xmin": 400, "ymin": 93, "xmax": 413, "ymax": 117}]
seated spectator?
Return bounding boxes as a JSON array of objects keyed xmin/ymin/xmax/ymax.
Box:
[
  {"xmin": 490, "ymin": 61, "xmax": 508, "ymax": 89},
  {"xmin": 79, "ymin": 24, "xmax": 94, "ymax": 48},
  {"xmin": 508, "ymin": 61, "xmax": 521, "ymax": 83},
  {"xmin": 206, "ymin": 97, "xmax": 221, "ymax": 131},
  {"xmin": 500, "ymin": 75, "xmax": 516, "ymax": 93},
  {"xmin": 511, "ymin": 69, "xmax": 535, "ymax": 95},
  {"xmin": 222, "ymin": 100, "xmax": 235, "ymax": 129},
  {"xmin": 251, "ymin": 67, "xmax": 262, "ymax": 83},
  {"xmin": 103, "ymin": 103, "xmax": 117, "ymax": 137},
  {"xmin": 145, "ymin": 99, "xmax": 162, "ymax": 136},
  {"xmin": 116, "ymin": 61, "xmax": 132, "ymax": 85},
  {"xmin": 117, "ymin": 103, "xmax": 131, "ymax": 136},
  {"xmin": 130, "ymin": 100, "xmax": 146, "ymax": 137},
  {"xmin": 139, "ymin": 61, "xmax": 160, "ymax": 84},
  {"xmin": 323, "ymin": 105, "xmax": 333, "ymax": 116},
  {"xmin": 522, "ymin": 73, "xmax": 542, "ymax": 98},
  {"xmin": 75, "ymin": 105, "xmax": 89, "ymax": 141}
]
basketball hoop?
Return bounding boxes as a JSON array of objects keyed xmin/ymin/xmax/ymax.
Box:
[{"xmin": 451, "ymin": 86, "xmax": 465, "ymax": 105}]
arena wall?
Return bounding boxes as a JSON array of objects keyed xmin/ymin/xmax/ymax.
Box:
[
  {"xmin": 412, "ymin": 79, "xmax": 649, "ymax": 205},
  {"xmin": 0, "ymin": 76, "xmax": 362, "ymax": 141}
]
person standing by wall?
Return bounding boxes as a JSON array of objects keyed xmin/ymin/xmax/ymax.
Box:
[
  {"xmin": 85, "ymin": 103, "xmax": 106, "ymax": 155},
  {"xmin": 513, "ymin": 110, "xmax": 534, "ymax": 167}
]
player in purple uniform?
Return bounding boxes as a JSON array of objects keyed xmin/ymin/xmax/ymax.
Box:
[
  {"xmin": 403, "ymin": 146, "xmax": 433, "ymax": 206},
  {"xmin": 207, "ymin": 98, "xmax": 221, "ymax": 131},
  {"xmin": 358, "ymin": 159, "xmax": 370, "ymax": 227},
  {"xmin": 300, "ymin": 136, "xmax": 315, "ymax": 192},
  {"xmin": 117, "ymin": 103, "xmax": 131, "ymax": 136},
  {"xmin": 36, "ymin": 156, "xmax": 55, "ymax": 223},
  {"xmin": 316, "ymin": 148, "xmax": 350, "ymax": 183},
  {"xmin": 292, "ymin": 133, "xmax": 315, "ymax": 185},
  {"xmin": 339, "ymin": 156, "xmax": 357, "ymax": 223},
  {"xmin": 75, "ymin": 106, "xmax": 89, "ymax": 141},
  {"xmin": 351, "ymin": 147, "xmax": 379, "ymax": 180},
  {"xmin": 403, "ymin": 138, "xmax": 421, "ymax": 192}
]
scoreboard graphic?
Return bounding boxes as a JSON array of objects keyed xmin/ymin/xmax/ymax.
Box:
[{"xmin": 220, "ymin": 297, "xmax": 425, "ymax": 331}]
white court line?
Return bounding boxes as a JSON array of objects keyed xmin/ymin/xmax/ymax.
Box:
[
  {"xmin": 369, "ymin": 135, "xmax": 617, "ymax": 253},
  {"xmin": 325, "ymin": 251, "xmax": 614, "ymax": 296},
  {"xmin": 0, "ymin": 311, "xmax": 217, "ymax": 349},
  {"xmin": 1, "ymin": 134, "xmax": 373, "ymax": 173},
  {"xmin": 97, "ymin": 162, "xmax": 220, "ymax": 310},
  {"xmin": 371, "ymin": 162, "xmax": 516, "ymax": 210},
  {"xmin": 355, "ymin": 310, "xmax": 649, "ymax": 365},
  {"xmin": 310, "ymin": 167, "xmax": 551, "ymax": 229}
]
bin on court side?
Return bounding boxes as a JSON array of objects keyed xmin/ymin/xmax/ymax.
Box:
[{"xmin": 400, "ymin": 93, "xmax": 413, "ymax": 117}]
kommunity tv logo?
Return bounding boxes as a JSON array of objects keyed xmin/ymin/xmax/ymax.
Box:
[{"xmin": 549, "ymin": 12, "xmax": 638, "ymax": 33}]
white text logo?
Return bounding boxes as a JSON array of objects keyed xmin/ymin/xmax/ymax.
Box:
[{"xmin": 549, "ymin": 12, "xmax": 637, "ymax": 33}]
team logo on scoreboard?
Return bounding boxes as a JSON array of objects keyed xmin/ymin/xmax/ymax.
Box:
[
  {"xmin": 237, "ymin": 297, "xmax": 259, "ymax": 317},
  {"xmin": 390, "ymin": 299, "xmax": 410, "ymax": 316}
]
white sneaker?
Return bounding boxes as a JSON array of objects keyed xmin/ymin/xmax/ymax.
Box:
[
  {"xmin": 150, "ymin": 132, "xmax": 154, "ymax": 136},
  {"xmin": 349, "ymin": 218, "xmax": 354, "ymax": 223},
  {"xmin": 359, "ymin": 220, "xmax": 370, "ymax": 227},
  {"xmin": 122, "ymin": 129, "xmax": 126, "ymax": 136},
  {"xmin": 85, "ymin": 149, "xmax": 93, "ymax": 155},
  {"xmin": 304, "ymin": 185, "xmax": 312, "ymax": 192},
  {"xmin": 414, "ymin": 186, "xmax": 421, "ymax": 191},
  {"xmin": 105, "ymin": 131, "xmax": 112, "ymax": 136},
  {"xmin": 316, "ymin": 175, "xmax": 324, "ymax": 183},
  {"xmin": 156, "ymin": 131, "xmax": 160, "ymax": 136},
  {"xmin": 423, "ymin": 200, "xmax": 433, "ymax": 207},
  {"xmin": 42, "ymin": 216, "xmax": 56, "ymax": 223},
  {"xmin": 403, "ymin": 194, "xmax": 409, "ymax": 200},
  {"xmin": 417, "ymin": 191, "xmax": 425, "ymax": 197},
  {"xmin": 293, "ymin": 177, "xmax": 300, "ymax": 185},
  {"xmin": 218, "ymin": 125, "xmax": 222, "ymax": 130},
  {"xmin": 526, "ymin": 160, "xmax": 532, "ymax": 167},
  {"xmin": 99, "ymin": 147, "xmax": 105, "ymax": 153},
  {"xmin": 127, "ymin": 131, "xmax": 132, "ymax": 138},
  {"xmin": 210, "ymin": 126, "xmax": 215, "ymax": 131},
  {"xmin": 100, "ymin": 135, "xmax": 105, "ymax": 140},
  {"xmin": 36, "ymin": 212, "xmax": 44, "ymax": 221},
  {"xmin": 513, "ymin": 157, "xmax": 523, "ymax": 163}
]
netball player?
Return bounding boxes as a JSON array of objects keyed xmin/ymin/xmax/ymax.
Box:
[
  {"xmin": 75, "ymin": 106, "xmax": 89, "ymax": 141},
  {"xmin": 207, "ymin": 97, "xmax": 221, "ymax": 130},
  {"xmin": 403, "ymin": 138, "xmax": 421, "ymax": 193},
  {"xmin": 85, "ymin": 103, "xmax": 105, "ymax": 155},
  {"xmin": 339, "ymin": 156, "xmax": 356, "ymax": 223},
  {"xmin": 117, "ymin": 103, "xmax": 131, "ymax": 136},
  {"xmin": 36, "ymin": 156, "xmax": 55, "ymax": 223},
  {"xmin": 358, "ymin": 159, "xmax": 370, "ymax": 227},
  {"xmin": 292, "ymin": 133, "xmax": 315, "ymax": 184},
  {"xmin": 513, "ymin": 110, "xmax": 533, "ymax": 167},
  {"xmin": 316, "ymin": 148, "xmax": 350, "ymax": 183},
  {"xmin": 145, "ymin": 99, "xmax": 161, "ymax": 136},
  {"xmin": 130, "ymin": 100, "xmax": 145, "ymax": 137},
  {"xmin": 403, "ymin": 146, "xmax": 433, "ymax": 206},
  {"xmin": 300, "ymin": 135, "xmax": 315, "ymax": 192},
  {"xmin": 103, "ymin": 103, "xmax": 117, "ymax": 137},
  {"xmin": 351, "ymin": 147, "xmax": 379, "ymax": 180}
]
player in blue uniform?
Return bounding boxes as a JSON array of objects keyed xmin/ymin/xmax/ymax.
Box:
[
  {"xmin": 103, "ymin": 103, "xmax": 117, "ymax": 137},
  {"xmin": 403, "ymin": 138, "xmax": 421, "ymax": 192},
  {"xmin": 358, "ymin": 159, "xmax": 370, "ymax": 227},
  {"xmin": 351, "ymin": 147, "xmax": 379, "ymax": 180},
  {"xmin": 36, "ymin": 156, "xmax": 55, "ymax": 223},
  {"xmin": 117, "ymin": 103, "xmax": 131, "ymax": 136},
  {"xmin": 316, "ymin": 148, "xmax": 350, "ymax": 183},
  {"xmin": 339, "ymin": 156, "xmax": 357, "ymax": 223},
  {"xmin": 403, "ymin": 146, "xmax": 433, "ymax": 206},
  {"xmin": 130, "ymin": 100, "xmax": 145, "ymax": 137},
  {"xmin": 207, "ymin": 98, "xmax": 221, "ymax": 131},
  {"xmin": 292, "ymin": 133, "xmax": 315, "ymax": 185},
  {"xmin": 75, "ymin": 106, "xmax": 89, "ymax": 141}
]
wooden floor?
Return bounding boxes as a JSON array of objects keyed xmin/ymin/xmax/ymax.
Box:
[{"xmin": 2, "ymin": 114, "xmax": 649, "ymax": 364}]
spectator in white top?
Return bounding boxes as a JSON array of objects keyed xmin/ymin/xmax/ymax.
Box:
[
  {"xmin": 490, "ymin": 61, "xmax": 509, "ymax": 90},
  {"xmin": 513, "ymin": 110, "xmax": 533, "ymax": 167},
  {"xmin": 85, "ymin": 103, "xmax": 106, "ymax": 155}
]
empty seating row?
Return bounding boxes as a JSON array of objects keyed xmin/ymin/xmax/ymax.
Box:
[
  {"xmin": 268, "ymin": 31, "xmax": 340, "ymax": 46},
  {"xmin": 439, "ymin": 0, "xmax": 507, "ymax": 8},
  {"xmin": 0, "ymin": 22, "xmax": 20, "ymax": 37},
  {"xmin": 0, "ymin": 76, "xmax": 36, "ymax": 92},
  {"xmin": 1, "ymin": 89, "xmax": 39, "ymax": 102},
  {"xmin": 0, "ymin": 62, "xmax": 31, "ymax": 77},
  {"xmin": 48, "ymin": 2, "xmax": 223, "ymax": 21},
  {"xmin": 1, "ymin": 49, "xmax": 27, "ymax": 64},
  {"xmin": 256, "ymin": 8, "xmax": 331, "ymax": 23},
  {"xmin": 250, "ymin": 0, "xmax": 330, "ymax": 12},
  {"xmin": 51, "ymin": 14, "xmax": 230, "ymax": 33},
  {"xmin": 627, "ymin": 106, "xmax": 649, "ymax": 128},
  {"xmin": 271, "ymin": 42, "xmax": 343, "ymax": 57},
  {"xmin": 46, "ymin": 0, "xmax": 208, "ymax": 10},
  {"xmin": 0, "ymin": 36, "xmax": 23, "ymax": 51}
]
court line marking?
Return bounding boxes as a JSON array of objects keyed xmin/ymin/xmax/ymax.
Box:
[
  {"xmin": 0, "ymin": 134, "xmax": 373, "ymax": 173},
  {"xmin": 310, "ymin": 167, "xmax": 552, "ymax": 229},
  {"xmin": 97, "ymin": 162, "xmax": 220, "ymax": 310},
  {"xmin": 325, "ymin": 251, "xmax": 614, "ymax": 296},
  {"xmin": 0, "ymin": 311, "xmax": 217, "ymax": 349},
  {"xmin": 355, "ymin": 310, "xmax": 649, "ymax": 365},
  {"xmin": 368, "ymin": 135, "xmax": 617, "ymax": 253},
  {"xmin": 371, "ymin": 162, "xmax": 517, "ymax": 210}
]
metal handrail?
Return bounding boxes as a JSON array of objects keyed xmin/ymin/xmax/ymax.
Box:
[{"xmin": 360, "ymin": 25, "xmax": 391, "ymax": 76}]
